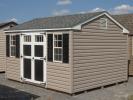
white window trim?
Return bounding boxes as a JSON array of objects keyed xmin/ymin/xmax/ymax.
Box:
[
  {"xmin": 53, "ymin": 33, "xmax": 63, "ymax": 63},
  {"xmin": 99, "ymin": 18, "xmax": 108, "ymax": 29},
  {"xmin": 10, "ymin": 35, "xmax": 16, "ymax": 57}
]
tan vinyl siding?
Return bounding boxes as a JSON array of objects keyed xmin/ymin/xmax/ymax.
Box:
[
  {"xmin": 0, "ymin": 30, "xmax": 6, "ymax": 72},
  {"xmin": 0, "ymin": 26, "xmax": 11, "ymax": 72},
  {"xmin": 73, "ymin": 16, "xmax": 128, "ymax": 93},
  {"xmin": 128, "ymin": 36, "xmax": 132, "ymax": 59},
  {"xmin": 6, "ymin": 57, "xmax": 20, "ymax": 81},
  {"xmin": 129, "ymin": 37, "xmax": 133, "ymax": 75},
  {"xmin": 0, "ymin": 25, "xmax": 16, "ymax": 72},
  {"xmin": 46, "ymin": 32, "xmax": 73, "ymax": 93},
  {"xmin": 129, "ymin": 56, "xmax": 133, "ymax": 75}
]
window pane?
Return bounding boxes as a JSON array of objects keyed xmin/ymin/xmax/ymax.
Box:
[
  {"xmin": 24, "ymin": 35, "xmax": 31, "ymax": 42},
  {"xmin": 13, "ymin": 36, "xmax": 16, "ymax": 40},
  {"xmin": 54, "ymin": 35, "xmax": 58, "ymax": 40},
  {"xmin": 23, "ymin": 45, "xmax": 31, "ymax": 56},
  {"xmin": 54, "ymin": 48, "xmax": 58, "ymax": 54},
  {"xmin": 58, "ymin": 48, "xmax": 62, "ymax": 55},
  {"xmin": 58, "ymin": 55, "xmax": 62, "ymax": 61},
  {"xmin": 58, "ymin": 41, "xmax": 62, "ymax": 47},
  {"xmin": 13, "ymin": 41, "xmax": 16, "ymax": 45},
  {"xmin": 11, "ymin": 46, "xmax": 16, "ymax": 56},
  {"xmin": 54, "ymin": 41, "xmax": 58, "ymax": 47},
  {"xmin": 58, "ymin": 35, "xmax": 62, "ymax": 40},
  {"xmin": 54, "ymin": 48, "xmax": 62, "ymax": 61},
  {"xmin": 35, "ymin": 45, "xmax": 43, "ymax": 57},
  {"xmin": 54, "ymin": 54, "xmax": 58, "ymax": 61},
  {"xmin": 35, "ymin": 35, "xmax": 43, "ymax": 42}
]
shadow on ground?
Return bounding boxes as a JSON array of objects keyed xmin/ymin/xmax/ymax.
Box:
[{"xmin": 0, "ymin": 85, "xmax": 39, "ymax": 100}]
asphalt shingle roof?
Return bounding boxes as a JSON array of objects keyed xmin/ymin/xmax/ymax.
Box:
[
  {"xmin": 9, "ymin": 11, "xmax": 105, "ymax": 31},
  {"xmin": 112, "ymin": 14, "xmax": 133, "ymax": 33},
  {"xmin": 0, "ymin": 22, "xmax": 17, "ymax": 29}
]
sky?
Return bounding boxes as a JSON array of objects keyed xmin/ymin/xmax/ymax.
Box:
[{"xmin": 0, "ymin": 0, "xmax": 133, "ymax": 23}]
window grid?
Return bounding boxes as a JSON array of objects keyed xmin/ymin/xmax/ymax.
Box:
[
  {"xmin": 24, "ymin": 35, "xmax": 31, "ymax": 42},
  {"xmin": 53, "ymin": 34, "xmax": 63, "ymax": 62},
  {"xmin": 35, "ymin": 35, "xmax": 43, "ymax": 42},
  {"xmin": 10, "ymin": 35, "xmax": 16, "ymax": 56}
]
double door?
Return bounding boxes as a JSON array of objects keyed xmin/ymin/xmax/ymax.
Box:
[{"xmin": 21, "ymin": 33, "xmax": 46, "ymax": 83}]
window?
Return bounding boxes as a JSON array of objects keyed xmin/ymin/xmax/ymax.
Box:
[
  {"xmin": 53, "ymin": 34, "xmax": 63, "ymax": 62},
  {"xmin": 99, "ymin": 18, "xmax": 108, "ymax": 29},
  {"xmin": 35, "ymin": 35, "xmax": 43, "ymax": 42},
  {"xmin": 10, "ymin": 35, "xmax": 16, "ymax": 56},
  {"xmin": 23, "ymin": 45, "xmax": 31, "ymax": 56},
  {"xmin": 24, "ymin": 35, "xmax": 31, "ymax": 42}
]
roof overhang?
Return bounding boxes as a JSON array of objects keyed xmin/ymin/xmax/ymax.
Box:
[{"xmin": 5, "ymin": 12, "xmax": 129, "ymax": 34}]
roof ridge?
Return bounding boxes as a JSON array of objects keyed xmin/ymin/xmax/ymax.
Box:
[{"xmin": 36, "ymin": 11, "xmax": 106, "ymax": 20}]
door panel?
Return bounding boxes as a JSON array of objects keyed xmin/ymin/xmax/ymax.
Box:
[
  {"xmin": 23, "ymin": 58, "xmax": 31, "ymax": 79},
  {"xmin": 35, "ymin": 60, "xmax": 43, "ymax": 81}
]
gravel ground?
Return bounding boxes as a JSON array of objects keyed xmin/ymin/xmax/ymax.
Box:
[{"xmin": 0, "ymin": 73, "xmax": 133, "ymax": 100}]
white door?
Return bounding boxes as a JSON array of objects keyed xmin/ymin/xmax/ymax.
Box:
[{"xmin": 21, "ymin": 33, "xmax": 46, "ymax": 83}]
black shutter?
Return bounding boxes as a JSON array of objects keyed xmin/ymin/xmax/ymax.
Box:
[
  {"xmin": 6, "ymin": 35, "xmax": 10, "ymax": 57},
  {"xmin": 63, "ymin": 34, "xmax": 69, "ymax": 63},
  {"xmin": 16, "ymin": 35, "xmax": 20, "ymax": 58},
  {"xmin": 47, "ymin": 34, "xmax": 53, "ymax": 61}
]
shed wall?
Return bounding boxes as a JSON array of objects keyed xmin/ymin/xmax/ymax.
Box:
[
  {"xmin": 0, "ymin": 26, "xmax": 12, "ymax": 72},
  {"xmin": 73, "ymin": 16, "xmax": 128, "ymax": 93},
  {"xmin": 6, "ymin": 57, "xmax": 20, "ymax": 81},
  {"xmin": 46, "ymin": 32, "xmax": 73, "ymax": 93},
  {"xmin": 129, "ymin": 36, "xmax": 133, "ymax": 75},
  {"xmin": 0, "ymin": 30, "xmax": 6, "ymax": 72}
]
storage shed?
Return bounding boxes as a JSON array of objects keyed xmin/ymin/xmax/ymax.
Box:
[
  {"xmin": 113, "ymin": 14, "xmax": 133, "ymax": 76},
  {"xmin": 5, "ymin": 11, "xmax": 129, "ymax": 94},
  {"xmin": 0, "ymin": 22, "xmax": 17, "ymax": 72}
]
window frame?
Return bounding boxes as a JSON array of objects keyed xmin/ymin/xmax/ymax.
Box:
[
  {"xmin": 53, "ymin": 33, "xmax": 63, "ymax": 63},
  {"xmin": 10, "ymin": 35, "xmax": 16, "ymax": 57},
  {"xmin": 99, "ymin": 18, "xmax": 108, "ymax": 29}
]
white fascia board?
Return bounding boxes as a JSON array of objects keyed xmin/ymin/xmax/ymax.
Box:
[
  {"xmin": 4, "ymin": 27, "xmax": 78, "ymax": 33},
  {"xmin": 73, "ymin": 12, "xmax": 130, "ymax": 34}
]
